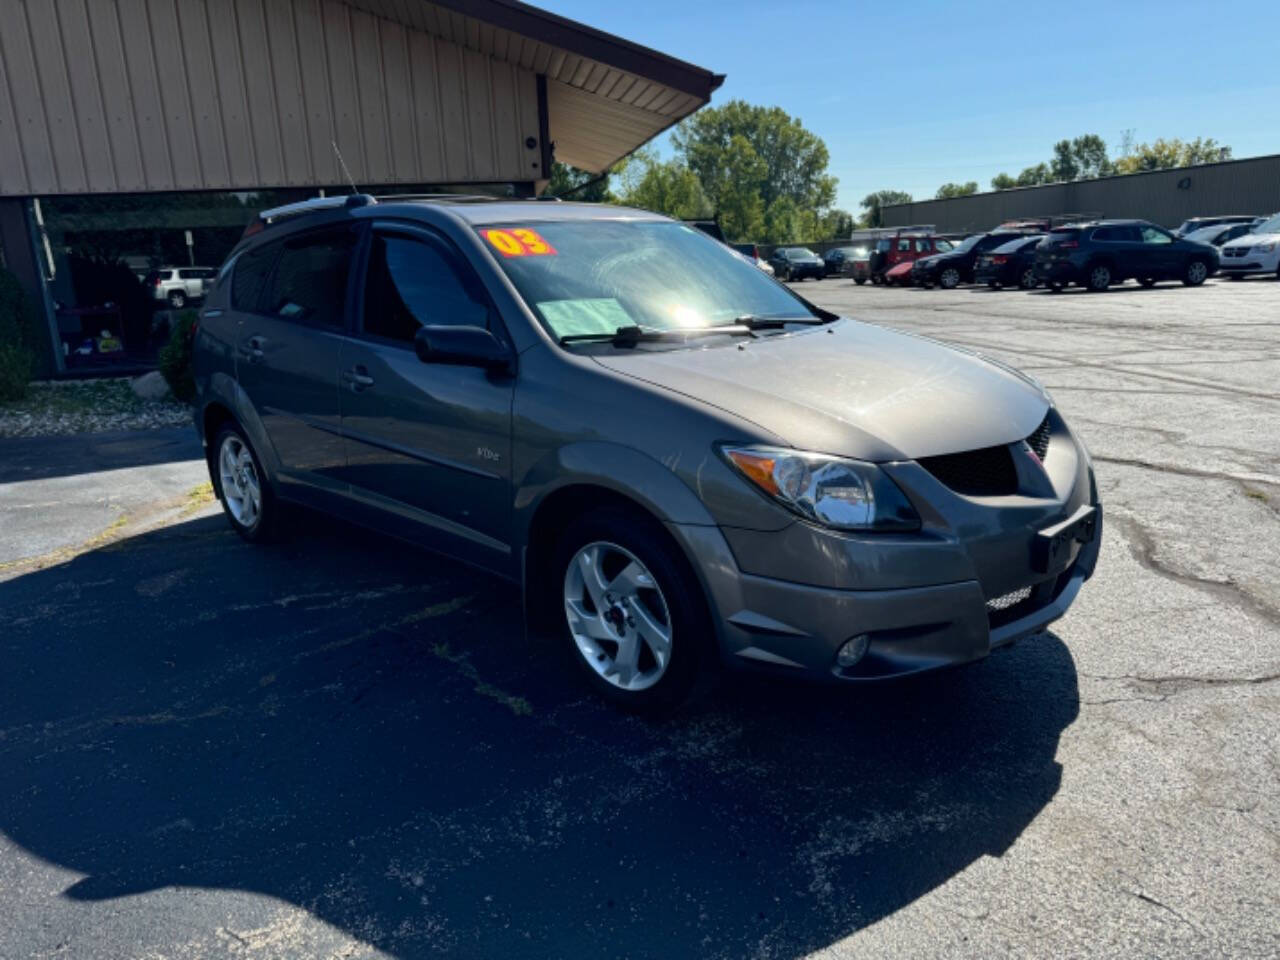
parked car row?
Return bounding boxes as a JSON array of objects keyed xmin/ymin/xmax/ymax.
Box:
[{"xmin": 813, "ymin": 212, "xmax": 1280, "ymax": 293}]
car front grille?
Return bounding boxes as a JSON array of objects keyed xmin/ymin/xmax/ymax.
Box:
[
  {"xmin": 1025, "ymin": 412, "xmax": 1052, "ymax": 460},
  {"xmin": 1224, "ymin": 247, "xmax": 1247, "ymax": 258},
  {"xmin": 918, "ymin": 444, "xmax": 1018, "ymax": 496},
  {"xmin": 986, "ymin": 585, "xmax": 1032, "ymax": 612},
  {"xmin": 920, "ymin": 412, "xmax": 1053, "ymax": 496}
]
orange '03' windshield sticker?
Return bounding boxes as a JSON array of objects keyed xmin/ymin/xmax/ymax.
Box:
[{"xmin": 482, "ymin": 228, "xmax": 557, "ymax": 257}]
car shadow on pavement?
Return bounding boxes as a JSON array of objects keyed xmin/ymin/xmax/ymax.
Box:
[
  {"xmin": 0, "ymin": 426, "xmax": 202, "ymax": 484},
  {"xmin": 0, "ymin": 514, "xmax": 1080, "ymax": 958}
]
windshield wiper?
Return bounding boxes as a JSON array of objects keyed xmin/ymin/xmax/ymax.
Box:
[
  {"xmin": 560, "ymin": 325, "xmax": 753, "ymax": 347},
  {"xmin": 730, "ymin": 314, "xmax": 832, "ymax": 331}
]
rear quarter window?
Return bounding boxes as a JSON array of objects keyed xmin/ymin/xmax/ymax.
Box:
[{"xmin": 231, "ymin": 243, "xmax": 279, "ymax": 312}]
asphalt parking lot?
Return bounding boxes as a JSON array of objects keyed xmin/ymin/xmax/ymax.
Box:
[{"xmin": 2, "ymin": 275, "xmax": 1278, "ymax": 958}]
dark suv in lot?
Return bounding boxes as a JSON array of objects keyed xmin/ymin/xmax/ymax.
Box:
[{"xmin": 1035, "ymin": 220, "xmax": 1218, "ymax": 292}]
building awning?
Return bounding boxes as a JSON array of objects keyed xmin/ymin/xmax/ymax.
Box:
[
  {"xmin": 347, "ymin": 0, "xmax": 725, "ymax": 172},
  {"xmin": 0, "ymin": 0, "xmax": 722, "ymax": 197}
]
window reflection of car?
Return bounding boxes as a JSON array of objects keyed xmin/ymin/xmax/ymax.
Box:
[
  {"xmin": 730, "ymin": 242, "xmax": 775, "ymax": 276},
  {"xmin": 146, "ymin": 266, "xmax": 217, "ymax": 309}
]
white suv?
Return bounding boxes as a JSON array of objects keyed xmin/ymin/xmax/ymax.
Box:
[
  {"xmin": 146, "ymin": 266, "xmax": 216, "ymax": 308},
  {"xmin": 1218, "ymin": 213, "xmax": 1280, "ymax": 280}
]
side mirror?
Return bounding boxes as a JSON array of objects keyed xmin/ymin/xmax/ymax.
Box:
[{"xmin": 414, "ymin": 325, "xmax": 512, "ymax": 373}]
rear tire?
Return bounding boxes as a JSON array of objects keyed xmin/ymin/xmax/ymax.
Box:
[
  {"xmin": 1085, "ymin": 263, "xmax": 1112, "ymax": 292},
  {"xmin": 1182, "ymin": 258, "xmax": 1209, "ymax": 286},
  {"xmin": 212, "ymin": 424, "xmax": 282, "ymax": 543},
  {"xmin": 168, "ymin": 290, "xmax": 186, "ymax": 309},
  {"xmin": 553, "ymin": 507, "xmax": 713, "ymax": 713},
  {"xmin": 1019, "ymin": 268, "xmax": 1037, "ymax": 290}
]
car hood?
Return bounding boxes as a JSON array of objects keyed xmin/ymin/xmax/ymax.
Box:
[
  {"xmin": 593, "ymin": 320, "xmax": 1049, "ymax": 461},
  {"xmin": 1223, "ymin": 232, "xmax": 1279, "ymax": 249}
]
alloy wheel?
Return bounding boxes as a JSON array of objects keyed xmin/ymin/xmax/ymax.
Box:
[
  {"xmin": 563, "ymin": 541, "xmax": 672, "ymax": 692},
  {"xmin": 1088, "ymin": 265, "xmax": 1111, "ymax": 290},
  {"xmin": 1020, "ymin": 268, "xmax": 1036, "ymax": 289},
  {"xmin": 219, "ymin": 434, "xmax": 262, "ymax": 529},
  {"xmin": 1186, "ymin": 260, "xmax": 1208, "ymax": 285},
  {"xmin": 940, "ymin": 268, "xmax": 960, "ymax": 289}
]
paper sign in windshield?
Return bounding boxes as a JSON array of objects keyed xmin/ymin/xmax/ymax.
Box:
[
  {"xmin": 537, "ymin": 298, "xmax": 633, "ymax": 338},
  {"xmin": 483, "ymin": 228, "xmax": 557, "ymax": 257}
]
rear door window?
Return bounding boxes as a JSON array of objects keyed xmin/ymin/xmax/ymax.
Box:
[
  {"xmin": 231, "ymin": 244, "xmax": 279, "ymax": 312},
  {"xmin": 264, "ymin": 229, "xmax": 357, "ymax": 328}
]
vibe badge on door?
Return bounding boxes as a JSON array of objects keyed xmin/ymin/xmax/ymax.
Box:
[{"xmin": 482, "ymin": 228, "xmax": 557, "ymax": 257}]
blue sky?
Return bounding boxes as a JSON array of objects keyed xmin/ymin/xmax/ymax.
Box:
[{"xmin": 540, "ymin": 0, "xmax": 1280, "ymax": 214}]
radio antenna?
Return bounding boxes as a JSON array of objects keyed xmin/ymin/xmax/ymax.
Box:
[{"xmin": 332, "ymin": 141, "xmax": 358, "ymax": 194}]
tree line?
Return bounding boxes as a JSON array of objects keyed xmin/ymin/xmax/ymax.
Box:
[
  {"xmin": 864, "ymin": 133, "xmax": 1232, "ymax": 225},
  {"xmin": 550, "ymin": 99, "xmax": 854, "ymax": 245}
]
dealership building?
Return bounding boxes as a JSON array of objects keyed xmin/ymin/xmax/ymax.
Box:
[
  {"xmin": 0, "ymin": 0, "xmax": 722, "ymax": 376},
  {"xmin": 882, "ymin": 153, "xmax": 1280, "ymax": 235}
]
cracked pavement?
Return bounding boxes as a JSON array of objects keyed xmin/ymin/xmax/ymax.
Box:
[{"xmin": 0, "ymin": 276, "xmax": 1277, "ymax": 958}]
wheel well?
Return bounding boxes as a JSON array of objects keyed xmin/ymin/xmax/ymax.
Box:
[
  {"xmin": 202, "ymin": 402, "xmax": 236, "ymax": 474},
  {"xmin": 523, "ymin": 484, "xmax": 703, "ymax": 627}
]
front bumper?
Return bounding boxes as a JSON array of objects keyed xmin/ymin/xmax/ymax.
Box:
[{"xmin": 671, "ymin": 414, "xmax": 1101, "ymax": 682}]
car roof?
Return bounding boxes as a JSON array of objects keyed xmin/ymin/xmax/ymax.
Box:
[{"xmin": 372, "ymin": 198, "xmax": 670, "ymax": 226}]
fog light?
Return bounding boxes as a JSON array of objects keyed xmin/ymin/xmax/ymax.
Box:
[{"xmin": 836, "ymin": 634, "xmax": 870, "ymax": 668}]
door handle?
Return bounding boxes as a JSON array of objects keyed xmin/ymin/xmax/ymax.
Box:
[{"xmin": 342, "ymin": 365, "xmax": 374, "ymax": 391}]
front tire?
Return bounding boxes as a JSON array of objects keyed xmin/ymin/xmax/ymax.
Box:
[
  {"xmin": 554, "ymin": 507, "xmax": 712, "ymax": 713},
  {"xmin": 1182, "ymin": 258, "xmax": 1209, "ymax": 286},
  {"xmin": 213, "ymin": 425, "xmax": 280, "ymax": 542},
  {"xmin": 854, "ymin": 278, "xmax": 867, "ymax": 285},
  {"xmin": 939, "ymin": 267, "xmax": 961, "ymax": 289}
]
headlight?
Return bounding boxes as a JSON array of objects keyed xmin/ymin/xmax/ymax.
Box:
[
  {"xmin": 1253, "ymin": 243, "xmax": 1276, "ymax": 252},
  {"xmin": 720, "ymin": 445, "xmax": 920, "ymax": 531}
]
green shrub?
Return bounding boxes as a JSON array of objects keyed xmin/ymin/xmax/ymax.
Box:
[
  {"xmin": 0, "ymin": 268, "xmax": 36, "ymax": 401},
  {"xmin": 158, "ymin": 309, "xmax": 198, "ymax": 403}
]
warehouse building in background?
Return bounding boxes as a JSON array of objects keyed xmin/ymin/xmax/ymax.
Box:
[
  {"xmin": 0, "ymin": 0, "xmax": 722, "ymax": 377},
  {"xmin": 882, "ymin": 153, "xmax": 1280, "ymax": 235}
]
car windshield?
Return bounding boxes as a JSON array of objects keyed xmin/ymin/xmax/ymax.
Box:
[
  {"xmin": 1253, "ymin": 213, "xmax": 1280, "ymax": 236},
  {"xmin": 954, "ymin": 235, "xmax": 983, "ymax": 253},
  {"xmin": 478, "ymin": 220, "xmax": 821, "ymax": 340}
]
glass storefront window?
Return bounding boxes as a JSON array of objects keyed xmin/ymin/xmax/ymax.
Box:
[{"xmin": 29, "ymin": 183, "xmax": 517, "ymax": 372}]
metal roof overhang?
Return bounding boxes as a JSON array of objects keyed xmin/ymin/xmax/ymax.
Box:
[{"xmin": 343, "ymin": 0, "xmax": 725, "ymax": 172}]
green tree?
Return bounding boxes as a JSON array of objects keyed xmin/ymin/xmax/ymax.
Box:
[
  {"xmin": 0, "ymin": 268, "xmax": 36, "ymax": 401},
  {"xmin": 546, "ymin": 162, "xmax": 615, "ymax": 202},
  {"xmin": 615, "ymin": 149, "xmax": 713, "ymax": 221},
  {"xmin": 1113, "ymin": 137, "xmax": 1232, "ymax": 174},
  {"xmin": 819, "ymin": 208, "xmax": 856, "ymax": 239},
  {"xmin": 859, "ymin": 190, "xmax": 912, "ymax": 228},
  {"xmin": 1049, "ymin": 139, "xmax": 1080, "ymax": 182},
  {"xmin": 1016, "ymin": 163, "xmax": 1051, "ymax": 186},
  {"xmin": 935, "ymin": 181, "xmax": 979, "ymax": 199},
  {"xmin": 671, "ymin": 101, "xmax": 837, "ymax": 242},
  {"xmin": 1069, "ymin": 134, "xmax": 1113, "ymax": 178},
  {"xmin": 990, "ymin": 172, "xmax": 1018, "ymax": 191}
]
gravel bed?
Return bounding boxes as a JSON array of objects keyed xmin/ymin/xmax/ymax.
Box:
[{"xmin": 0, "ymin": 378, "xmax": 192, "ymax": 438}]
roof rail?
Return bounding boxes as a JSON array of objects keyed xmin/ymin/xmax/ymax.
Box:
[
  {"xmin": 256, "ymin": 193, "xmax": 376, "ymax": 224},
  {"xmin": 372, "ymin": 193, "xmax": 506, "ymax": 204}
]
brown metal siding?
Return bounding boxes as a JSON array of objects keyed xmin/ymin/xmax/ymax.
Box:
[
  {"xmin": 0, "ymin": 0, "xmax": 543, "ymax": 194},
  {"xmin": 884, "ymin": 155, "xmax": 1280, "ymax": 233}
]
